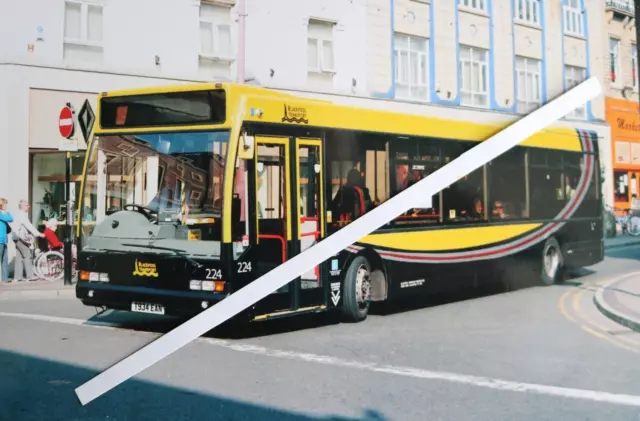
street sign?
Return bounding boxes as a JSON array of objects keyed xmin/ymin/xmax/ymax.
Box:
[
  {"xmin": 78, "ymin": 99, "xmax": 95, "ymax": 144},
  {"xmin": 59, "ymin": 106, "xmax": 74, "ymax": 139}
]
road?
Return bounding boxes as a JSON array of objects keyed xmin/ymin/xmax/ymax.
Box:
[{"xmin": 2, "ymin": 247, "xmax": 640, "ymax": 421}]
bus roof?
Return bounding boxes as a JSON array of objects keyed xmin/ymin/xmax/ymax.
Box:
[{"xmin": 96, "ymin": 82, "xmax": 594, "ymax": 152}]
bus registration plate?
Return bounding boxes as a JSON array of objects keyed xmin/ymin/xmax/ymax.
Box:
[{"xmin": 131, "ymin": 301, "xmax": 165, "ymax": 315}]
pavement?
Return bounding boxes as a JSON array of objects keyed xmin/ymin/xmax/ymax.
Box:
[
  {"xmin": 0, "ymin": 278, "xmax": 76, "ymax": 300},
  {"xmin": 1, "ymin": 245, "xmax": 640, "ymax": 419},
  {"xmin": 604, "ymin": 233, "xmax": 640, "ymax": 250},
  {"xmin": 594, "ymin": 273, "xmax": 640, "ymax": 333}
]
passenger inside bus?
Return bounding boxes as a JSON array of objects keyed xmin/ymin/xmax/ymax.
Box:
[
  {"xmin": 443, "ymin": 174, "xmax": 484, "ymax": 221},
  {"xmin": 330, "ymin": 168, "xmax": 372, "ymax": 225}
]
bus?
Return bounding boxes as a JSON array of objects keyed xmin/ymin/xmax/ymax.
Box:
[{"xmin": 75, "ymin": 82, "xmax": 604, "ymax": 324}]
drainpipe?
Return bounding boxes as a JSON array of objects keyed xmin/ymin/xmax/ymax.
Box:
[
  {"xmin": 635, "ymin": 1, "xmax": 640, "ymax": 110},
  {"xmin": 236, "ymin": 0, "xmax": 246, "ymax": 83}
]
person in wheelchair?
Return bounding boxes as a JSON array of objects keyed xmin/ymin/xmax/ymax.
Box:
[
  {"xmin": 43, "ymin": 219, "xmax": 64, "ymax": 251},
  {"xmin": 42, "ymin": 219, "xmax": 77, "ymax": 259}
]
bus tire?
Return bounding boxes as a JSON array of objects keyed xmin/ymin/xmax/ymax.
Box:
[
  {"xmin": 341, "ymin": 256, "xmax": 372, "ymax": 323},
  {"xmin": 539, "ymin": 237, "xmax": 564, "ymax": 286}
]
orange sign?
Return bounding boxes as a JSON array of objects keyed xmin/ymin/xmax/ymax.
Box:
[{"xmin": 606, "ymin": 97, "xmax": 640, "ymax": 168}]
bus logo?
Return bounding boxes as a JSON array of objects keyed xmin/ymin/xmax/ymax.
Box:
[
  {"xmin": 133, "ymin": 260, "xmax": 159, "ymax": 278},
  {"xmin": 281, "ymin": 104, "xmax": 308, "ymax": 124}
]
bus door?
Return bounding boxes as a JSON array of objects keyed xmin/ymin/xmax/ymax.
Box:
[
  {"xmin": 292, "ymin": 138, "xmax": 326, "ymax": 309},
  {"xmin": 253, "ymin": 136, "xmax": 292, "ymax": 314},
  {"xmin": 251, "ymin": 136, "xmax": 327, "ymax": 318}
]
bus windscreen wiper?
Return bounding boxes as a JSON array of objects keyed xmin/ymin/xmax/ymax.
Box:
[{"xmin": 121, "ymin": 243, "xmax": 204, "ymax": 269}]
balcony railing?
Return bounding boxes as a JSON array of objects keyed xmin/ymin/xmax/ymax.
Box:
[{"xmin": 606, "ymin": 0, "xmax": 635, "ymax": 17}]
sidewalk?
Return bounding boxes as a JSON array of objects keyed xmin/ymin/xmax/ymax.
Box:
[
  {"xmin": 594, "ymin": 274, "xmax": 640, "ymax": 332},
  {"xmin": 604, "ymin": 234, "xmax": 640, "ymax": 250},
  {"xmin": 0, "ymin": 279, "xmax": 76, "ymax": 300}
]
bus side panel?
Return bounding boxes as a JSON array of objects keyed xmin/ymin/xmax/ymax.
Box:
[
  {"xmin": 555, "ymin": 218, "xmax": 604, "ymax": 269},
  {"xmin": 383, "ymin": 259, "xmax": 507, "ymax": 301}
]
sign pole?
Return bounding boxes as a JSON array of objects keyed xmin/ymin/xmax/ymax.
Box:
[
  {"xmin": 64, "ymin": 150, "xmax": 73, "ymax": 285},
  {"xmin": 58, "ymin": 103, "xmax": 77, "ymax": 286}
]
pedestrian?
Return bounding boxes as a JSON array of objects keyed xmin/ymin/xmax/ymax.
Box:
[
  {"xmin": 0, "ymin": 197, "xmax": 14, "ymax": 283},
  {"xmin": 12, "ymin": 200, "xmax": 44, "ymax": 282}
]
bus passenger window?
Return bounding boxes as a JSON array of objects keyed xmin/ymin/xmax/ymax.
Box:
[
  {"xmin": 529, "ymin": 149, "xmax": 564, "ymax": 220},
  {"xmin": 393, "ymin": 164, "xmax": 440, "ymax": 226},
  {"xmin": 443, "ymin": 168, "xmax": 485, "ymax": 223},
  {"xmin": 330, "ymin": 168, "xmax": 370, "ymax": 225},
  {"xmin": 487, "ymin": 148, "xmax": 526, "ymax": 220},
  {"xmin": 563, "ymin": 153, "xmax": 582, "ymax": 201}
]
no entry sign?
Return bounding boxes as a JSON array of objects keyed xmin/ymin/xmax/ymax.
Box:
[{"xmin": 59, "ymin": 106, "xmax": 74, "ymax": 139}]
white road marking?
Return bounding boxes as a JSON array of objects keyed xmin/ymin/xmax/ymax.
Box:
[
  {"xmin": 4, "ymin": 309, "xmax": 640, "ymax": 408},
  {"xmin": 73, "ymin": 77, "xmax": 603, "ymax": 405}
]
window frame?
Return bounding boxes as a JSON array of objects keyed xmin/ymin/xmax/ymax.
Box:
[
  {"xmin": 564, "ymin": 65, "xmax": 587, "ymax": 120},
  {"xmin": 198, "ymin": 4, "xmax": 233, "ymax": 60},
  {"xmin": 307, "ymin": 20, "xmax": 336, "ymax": 74},
  {"xmin": 458, "ymin": 0, "xmax": 487, "ymax": 13},
  {"xmin": 562, "ymin": 0, "xmax": 584, "ymax": 37},
  {"xmin": 514, "ymin": 0, "xmax": 540, "ymax": 25},
  {"xmin": 515, "ymin": 56, "xmax": 542, "ymax": 114},
  {"xmin": 394, "ymin": 33, "xmax": 430, "ymax": 102},
  {"xmin": 63, "ymin": 0, "xmax": 104, "ymax": 47},
  {"xmin": 632, "ymin": 44, "xmax": 638, "ymax": 91},
  {"xmin": 459, "ymin": 45, "xmax": 490, "ymax": 109},
  {"xmin": 609, "ymin": 37, "xmax": 621, "ymax": 87}
]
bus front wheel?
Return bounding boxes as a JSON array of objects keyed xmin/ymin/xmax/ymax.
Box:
[
  {"xmin": 539, "ymin": 237, "xmax": 564, "ymax": 286},
  {"xmin": 341, "ymin": 256, "xmax": 372, "ymax": 323}
]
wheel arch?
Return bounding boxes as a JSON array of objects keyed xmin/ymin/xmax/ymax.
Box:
[{"xmin": 344, "ymin": 246, "xmax": 389, "ymax": 302}]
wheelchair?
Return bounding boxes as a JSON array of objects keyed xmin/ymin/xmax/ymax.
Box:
[{"xmin": 33, "ymin": 240, "xmax": 77, "ymax": 282}]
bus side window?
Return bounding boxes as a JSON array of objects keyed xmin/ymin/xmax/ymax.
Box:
[
  {"xmin": 442, "ymin": 142, "xmax": 485, "ymax": 223},
  {"xmin": 487, "ymin": 148, "xmax": 526, "ymax": 220},
  {"xmin": 529, "ymin": 149, "xmax": 564, "ymax": 219}
]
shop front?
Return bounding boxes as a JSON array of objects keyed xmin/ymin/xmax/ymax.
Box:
[
  {"xmin": 606, "ymin": 97, "xmax": 640, "ymax": 215},
  {"xmin": 28, "ymin": 88, "xmax": 96, "ymax": 241}
]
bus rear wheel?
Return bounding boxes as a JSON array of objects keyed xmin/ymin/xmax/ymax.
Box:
[
  {"xmin": 341, "ymin": 256, "xmax": 372, "ymax": 323},
  {"xmin": 539, "ymin": 237, "xmax": 564, "ymax": 286}
]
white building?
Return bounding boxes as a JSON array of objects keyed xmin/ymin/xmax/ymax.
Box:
[{"xmin": 0, "ymin": 0, "xmax": 611, "ymax": 264}]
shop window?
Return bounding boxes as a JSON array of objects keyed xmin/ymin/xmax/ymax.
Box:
[
  {"xmin": 614, "ymin": 171, "xmax": 629, "ymax": 204},
  {"xmin": 487, "ymin": 148, "xmax": 527, "ymax": 220},
  {"xmin": 31, "ymin": 152, "xmax": 86, "ymax": 226}
]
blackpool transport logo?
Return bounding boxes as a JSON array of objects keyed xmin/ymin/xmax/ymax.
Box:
[
  {"xmin": 132, "ymin": 260, "xmax": 159, "ymax": 278},
  {"xmin": 281, "ymin": 104, "xmax": 309, "ymax": 124}
]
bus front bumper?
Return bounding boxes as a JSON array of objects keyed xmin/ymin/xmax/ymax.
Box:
[{"xmin": 75, "ymin": 281, "xmax": 230, "ymax": 318}]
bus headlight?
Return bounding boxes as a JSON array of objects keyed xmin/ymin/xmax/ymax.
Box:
[{"xmin": 190, "ymin": 280, "xmax": 225, "ymax": 292}]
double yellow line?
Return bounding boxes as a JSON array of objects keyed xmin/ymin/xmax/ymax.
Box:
[{"xmin": 558, "ymin": 273, "xmax": 640, "ymax": 354}]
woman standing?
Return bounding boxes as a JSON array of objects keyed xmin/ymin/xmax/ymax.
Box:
[{"xmin": 0, "ymin": 197, "xmax": 14, "ymax": 282}]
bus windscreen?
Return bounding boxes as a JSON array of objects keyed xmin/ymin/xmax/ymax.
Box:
[{"xmin": 99, "ymin": 90, "xmax": 226, "ymax": 129}]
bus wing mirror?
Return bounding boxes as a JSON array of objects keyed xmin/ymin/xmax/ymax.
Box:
[{"xmin": 238, "ymin": 132, "xmax": 255, "ymax": 160}]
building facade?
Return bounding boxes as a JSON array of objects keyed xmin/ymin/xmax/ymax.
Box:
[
  {"xmin": 0, "ymin": 0, "xmax": 610, "ymax": 263},
  {"xmin": 603, "ymin": 0, "xmax": 640, "ymax": 213}
]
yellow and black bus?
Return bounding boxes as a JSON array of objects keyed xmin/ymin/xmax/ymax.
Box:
[{"xmin": 75, "ymin": 82, "xmax": 603, "ymax": 323}]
